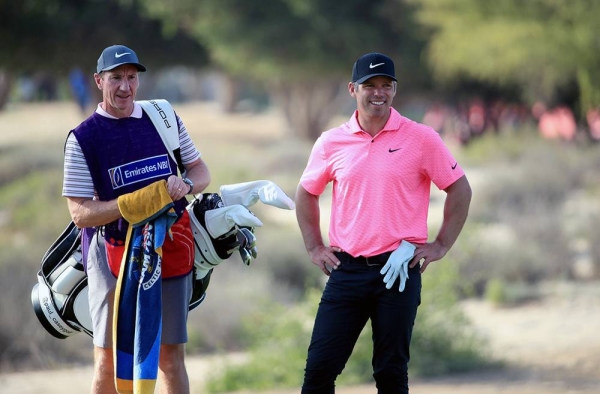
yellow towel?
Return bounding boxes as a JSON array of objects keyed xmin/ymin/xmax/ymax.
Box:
[{"xmin": 117, "ymin": 180, "xmax": 173, "ymax": 227}]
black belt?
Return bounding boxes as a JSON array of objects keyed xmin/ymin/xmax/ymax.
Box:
[{"xmin": 335, "ymin": 251, "xmax": 392, "ymax": 266}]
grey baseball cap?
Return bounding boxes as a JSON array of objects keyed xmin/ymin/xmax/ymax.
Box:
[
  {"xmin": 96, "ymin": 45, "xmax": 147, "ymax": 73},
  {"xmin": 351, "ymin": 52, "xmax": 396, "ymax": 84}
]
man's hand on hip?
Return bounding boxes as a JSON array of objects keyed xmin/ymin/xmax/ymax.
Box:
[{"xmin": 308, "ymin": 245, "xmax": 341, "ymax": 276}]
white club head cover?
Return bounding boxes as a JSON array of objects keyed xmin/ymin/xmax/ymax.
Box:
[
  {"xmin": 219, "ymin": 180, "xmax": 295, "ymax": 210},
  {"xmin": 204, "ymin": 205, "xmax": 263, "ymax": 239},
  {"xmin": 380, "ymin": 240, "xmax": 416, "ymax": 292}
]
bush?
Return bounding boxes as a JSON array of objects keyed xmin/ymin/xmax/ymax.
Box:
[
  {"xmin": 451, "ymin": 134, "xmax": 600, "ymax": 293},
  {"xmin": 204, "ymin": 261, "xmax": 493, "ymax": 392},
  {"xmin": 204, "ymin": 291, "xmax": 317, "ymax": 392},
  {"xmin": 484, "ymin": 278, "xmax": 508, "ymax": 305},
  {"xmin": 410, "ymin": 258, "xmax": 493, "ymax": 376}
]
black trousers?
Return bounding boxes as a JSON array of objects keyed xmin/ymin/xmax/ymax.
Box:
[{"xmin": 301, "ymin": 252, "xmax": 422, "ymax": 394}]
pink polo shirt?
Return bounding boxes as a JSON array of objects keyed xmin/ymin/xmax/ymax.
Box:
[{"xmin": 300, "ymin": 108, "xmax": 464, "ymax": 257}]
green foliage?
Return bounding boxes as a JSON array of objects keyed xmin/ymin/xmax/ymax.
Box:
[
  {"xmin": 136, "ymin": 0, "xmax": 432, "ymax": 139},
  {"xmin": 485, "ymin": 279, "xmax": 543, "ymax": 306},
  {"xmin": 204, "ymin": 291, "xmax": 318, "ymax": 392},
  {"xmin": 138, "ymin": 0, "xmax": 429, "ymax": 88},
  {"xmin": 456, "ymin": 126, "xmax": 540, "ymax": 166},
  {"xmin": 0, "ymin": 0, "xmax": 207, "ymax": 73},
  {"xmin": 484, "ymin": 278, "xmax": 508, "ymax": 305},
  {"xmin": 410, "ymin": 0, "xmax": 600, "ymax": 108}
]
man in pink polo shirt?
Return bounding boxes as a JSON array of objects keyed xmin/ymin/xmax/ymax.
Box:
[{"xmin": 295, "ymin": 52, "xmax": 472, "ymax": 394}]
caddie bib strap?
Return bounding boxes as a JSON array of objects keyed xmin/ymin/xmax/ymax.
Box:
[{"xmin": 138, "ymin": 99, "xmax": 184, "ymax": 174}]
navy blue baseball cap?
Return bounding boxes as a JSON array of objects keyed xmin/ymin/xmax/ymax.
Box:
[
  {"xmin": 96, "ymin": 45, "xmax": 147, "ymax": 73},
  {"xmin": 351, "ymin": 52, "xmax": 396, "ymax": 84}
]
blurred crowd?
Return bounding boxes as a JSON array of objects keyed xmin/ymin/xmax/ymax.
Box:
[
  {"xmin": 421, "ymin": 98, "xmax": 600, "ymax": 145},
  {"xmin": 11, "ymin": 69, "xmax": 600, "ymax": 144},
  {"xmin": 15, "ymin": 68, "xmax": 93, "ymax": 114}
]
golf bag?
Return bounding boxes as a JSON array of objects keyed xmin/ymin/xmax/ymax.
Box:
[{"xmin": 31, "ymin": 194, "xmax": 257, "ymax": 339}]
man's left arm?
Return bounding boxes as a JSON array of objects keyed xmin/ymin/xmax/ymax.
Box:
[
  {"xmin": 183, "ymin": 158, "xmax": 210, "ymax": 194},
  {"xmin": 166, "ymin": 158, "xmax": 211, "ymax": 200},
  {"xmin": 410, "ymin": 175, "xmax": 472, "ymax": 273}
]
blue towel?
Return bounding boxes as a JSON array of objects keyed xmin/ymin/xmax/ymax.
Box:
[{"xmin": 113, "ymin": 181, "xmax": 177, "ymax": 393}]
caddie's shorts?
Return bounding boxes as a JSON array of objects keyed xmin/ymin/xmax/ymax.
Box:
[{"xmin": 87, "ymin": 232, "xmax": 193, "ymax": 348}]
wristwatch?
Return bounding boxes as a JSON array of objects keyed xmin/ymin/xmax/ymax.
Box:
[{"xmin": 182, "ymin": 177, "xmax": 194, "ymax": 194}]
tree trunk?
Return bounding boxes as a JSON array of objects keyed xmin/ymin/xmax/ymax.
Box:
[
  {"xmin": 0, "ymin": 70, "xmax": 12, "ymax": 112},
  {"xmin": 273, "ymin": 80, "xmax": 348, "ymax": 141},
  {"xmin": 218, "ymin": 73, "xmax": 241, "ymax": 114}
]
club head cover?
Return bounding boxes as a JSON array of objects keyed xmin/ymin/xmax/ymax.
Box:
[
  {"xmin": 219, "ymin": 180, "xmax": 295, "ymax": 210},
  {"xmin": 204, "ymin": 205, "xmax": 263, "ymax": 239}
]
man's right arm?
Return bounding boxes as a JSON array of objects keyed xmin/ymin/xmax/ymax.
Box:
[
  {"xmin": 295, "ymin": 185, "xmax": 340, "ymax": 275},
  {"xmin": 67, "ymin": 197, "xmax": 121, "ymax": 228}
]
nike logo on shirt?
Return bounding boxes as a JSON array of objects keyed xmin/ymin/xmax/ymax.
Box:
[
  {"xmin": 389, "ymin": 148, "xmax": 401, "ymax": 153},
  {"xmin": 452, "ymin": 162, "xmax": 458, "ymax": 169}
]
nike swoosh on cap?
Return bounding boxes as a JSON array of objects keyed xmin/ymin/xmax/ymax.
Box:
[
  {"xmin": 369, "ymin": 62, "xmax": 385, "ymax": 69},
  {"xmin": 115, "ymin": 52, "xmax": 131, "ymax": 58}
]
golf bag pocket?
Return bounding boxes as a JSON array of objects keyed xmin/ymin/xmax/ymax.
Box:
[{"xmin": 31, "ymin": 221, "xmax": 93, "ymax": 338}]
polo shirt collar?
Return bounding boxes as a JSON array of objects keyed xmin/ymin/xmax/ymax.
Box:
[
  {"xmin": 349, "ymin": 108, "xmax": 403, "ymax": 134},
  {"xmin": 95, "ymin": 102, "xmax": 143, "ymax": 119}
]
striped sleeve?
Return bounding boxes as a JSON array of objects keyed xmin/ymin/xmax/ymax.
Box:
[
  {"xmin": 62, "ymin": 133, "xmax": 95, "ymax": 198},
  {"xmin": 176, "ymin": 114, "xmax": 201, "ymax": 165}
]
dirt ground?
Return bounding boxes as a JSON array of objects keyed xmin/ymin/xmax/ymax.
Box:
[{"xmin": 1, "ymin": 281, "xmax": 599, "ymax": 394}]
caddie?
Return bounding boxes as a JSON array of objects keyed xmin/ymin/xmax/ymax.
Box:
[{"xmin": 62, "ymin": 44, "xmax": 210, "ymax": 394}]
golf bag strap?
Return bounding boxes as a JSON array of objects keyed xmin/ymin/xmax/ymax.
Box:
[{"xmin": 138, "ymin": 99, "xmax": 185, "ymax": 174}]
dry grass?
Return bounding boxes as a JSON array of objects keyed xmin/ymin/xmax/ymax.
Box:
[{"xmin": 2, "ymin": 102, "xmax": 600, "ymax": 393}]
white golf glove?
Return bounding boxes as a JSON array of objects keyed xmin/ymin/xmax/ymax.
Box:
[
  {"xmin": 219, "ymin": 180, "xmax": 295, "ymax": 210},
  {"xmin": 380, "ymin": 240, "xmax": 416, "ymax": 292}
]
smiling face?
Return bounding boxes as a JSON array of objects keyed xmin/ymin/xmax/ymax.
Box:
[
  {"xmin": 349, "ymin": 75, "xmax": 396, "ymax": 132},
  {"xmin": 94, "ymin": 64, "xmax": 139, "ymax": 118}
]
